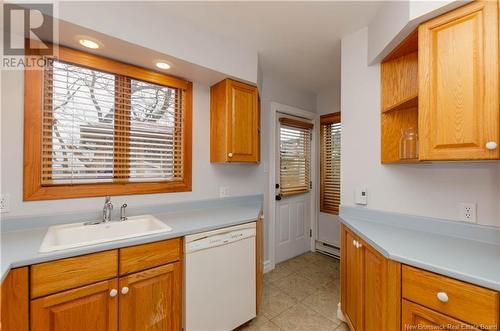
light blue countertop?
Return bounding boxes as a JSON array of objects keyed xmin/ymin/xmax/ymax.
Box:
[
  {"xmin": 340, "ymin": 206, "xmax": 500, "ymax": 291},
  {"xmin": 1, "ymin": 195, "xmax": 263, "ymax": 281}
]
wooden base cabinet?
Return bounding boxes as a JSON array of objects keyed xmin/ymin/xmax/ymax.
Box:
[
  {"xmin": 1, "ymin": 267, "xmax": 29, "ymax": 331},
  {"xmin": 26, "ymin": 238, "xmax": 183, "ymax": 331},
  {"xmin": 31, "ymin": 279, "xmax": 118, "ymax": 331},
  {"xmin": 342, "ymin": 225, "xmax": 362, "ymax": 330},
  {"xmin": 402, "ymin": 300, "xmax": 479, "ymax": 331},
  {"xmin": 119, "ymin": 263, "xmax": 182, "ymax": 331},
  {"xmin": 340, "ymin": 224, "xmax": 401, "ymax": 331}
]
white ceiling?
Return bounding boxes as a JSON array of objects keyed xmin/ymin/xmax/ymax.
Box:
[{"xmin": 153, "ymin": 1, "xmax": 383, "ymax": 93}]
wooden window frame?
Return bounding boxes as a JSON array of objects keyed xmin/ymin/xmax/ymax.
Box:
[
  {"xmin": 24, "ymin": 44, "xmax": 192, "ymax": 200},
  {"xmin": 320, "ymin": 112, "xmax": 341, "ymax": 215}
]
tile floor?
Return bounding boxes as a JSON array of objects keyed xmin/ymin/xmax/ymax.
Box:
[{"xmin": 236, "ymin": 251, "xmax": 348, "ymax": 331}]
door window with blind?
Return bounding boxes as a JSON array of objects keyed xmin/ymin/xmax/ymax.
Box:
[
  {"xmin": 320, "ymin": 113, "xmax": 341, "ymax": 214},
  {"xmin": 279, "ymin": 117, "xmax": 313, "ymax": 197},
  {"xmin": 24, "ymin": 45, "xmax": 192, "ymax": 200}
]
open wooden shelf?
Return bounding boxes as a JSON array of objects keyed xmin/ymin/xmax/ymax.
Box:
[
  {"xmin": 381, "ymin": 107, "xmax": 419, "ymax": 163},
  {"xmin": 381, "ymin": 29, "xmax": 420, "ymax": 164},
  {"xmin": 382, "ymin": 95, "xmax": 418, "ymax": 114},
  {"xmin": 381, "ymin": 51, "xmax": 418, "ymax": 113}
]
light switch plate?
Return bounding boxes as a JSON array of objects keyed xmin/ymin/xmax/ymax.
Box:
[{"xmin": 354, "ymin": 188, "xmax": 367, "ymax": 205}]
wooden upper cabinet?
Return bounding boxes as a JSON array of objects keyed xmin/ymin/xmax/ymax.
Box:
[
  {"xmin": 119, "ymin": 263, "xmax": 181, "ymax": 331},
  {"xmin": 419, "ymin": 0, "xmax": 499, "ymax": 160},
  {"xmin": 31, "ymin": 279, "xmax": 118, "ymax": 331},
  {"xmin": 211, "ymin": 79, "xmax": 260, "ymax": 163}
]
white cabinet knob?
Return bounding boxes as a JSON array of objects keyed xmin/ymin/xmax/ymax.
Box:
[
  {"xmin": 486, "ymin": 141, "xmax": 497, "ymax": 150},
  {"xmin": 356, "ymin": 242, "xmax": 362, "ymax": 248},
  {"xmin": 352, "ymin": 240, "xmax": 357, "ymax": 247},
  {"xmin": 109, "ymin": 289, "xmax": 118, "ymax": 297},
  {"xmin": 228, "ymin": 152, "xmax": 233, "ymax": 158},
  {"xmin": 121, "ymin": 286, "xmax": 129, "ymax": 295},
  {"xmin": 437, "ymin": 292, "xmax": 448, "ymax": 302}
]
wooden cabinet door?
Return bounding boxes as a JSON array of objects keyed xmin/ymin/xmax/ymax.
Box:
[
  {"xmin": 341, "ymin": 225, "xmax": 362, "ymax": 331},
  {"xmin": 228, "ymin": 80, "xmax": 259, "ymax": 162},
  {"xmin": 361, "ymin": 242, "xmax": 400, "ymax": 331},
  {"xmin": 119, "ymin": 263, "xmax": 181, "ymax": 331},
  {"xmin": 31, "ymin": 279, "xmax": 118, "ymax": 331},
  {"xmin": 419, "ymin": 0, "xmax": 499, "ymax": 160},
  {"xmin": 402, "ymin": 300, "xmax": 479, "ymax": 330},
  {"xmin": 2, "ymin": 267, "xmax": 29, "ymax": 331}
]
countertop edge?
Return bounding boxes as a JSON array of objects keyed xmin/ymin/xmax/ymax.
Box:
[
  {"xmin": 340, "ymin": 217, "xmax": 500, "ymax": 292},
  {"xmin": 2, "ymin": 197, "xmax": 263, "ymax": 282}
]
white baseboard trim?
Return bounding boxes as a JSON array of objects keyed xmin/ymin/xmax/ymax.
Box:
[
  {"xmin": 263, "ymin": 260, "xmax": 273, "ymax": 273},
  {"xmin": 315, "ymin": 241, "xmax": 340, "ymax": 259}
]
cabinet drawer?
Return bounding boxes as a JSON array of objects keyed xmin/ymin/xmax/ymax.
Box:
[
  {"xmin": 402, "ymin": 265, "xmax": 499, "ymax": 327},
  {"xmin": 119, "ymin": 238, "xmax": 181, "ymax": 275},
  {"xmin": 31, "ymin": 250, "xmax": 118, "ymax": 298}
]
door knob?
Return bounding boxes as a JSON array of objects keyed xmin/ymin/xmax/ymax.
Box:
[
  {"xmin": 109, "ymin": 289, "xmax": 118, "ymax": 297},
  {"xmin": 436, "ymin": 292, "xmax": 448, "ymax": 302},
  {"xmin": 486, "ymin": 141, "xmax": 497, "ymax": 150},
  {"xmin": 228, "ymin": 152, "xmax": 233, "ymax": 158},
  {"xmin": 352, "ymin": 239, "xmax": 357, "ymax": 247},
  {"xmin": 121, "ymin": 286, "xmax": 129, "ymax": 295}
]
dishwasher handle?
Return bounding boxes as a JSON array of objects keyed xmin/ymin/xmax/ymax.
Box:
[{"xmin": 185, "ymin": 228, "xmax": 255, "ymax": 253}]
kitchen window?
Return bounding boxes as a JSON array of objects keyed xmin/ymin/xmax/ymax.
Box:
[
  {"xmin": 279, "ymin": 117, "xmax": 313, "ymax": 197},
  {"xmin": 320, "ymin": 112, "xmax": 341, "ymax": 214},
  {"xmin": 24, "ymin": 45, "xmax": 192, "ymax": 200}
]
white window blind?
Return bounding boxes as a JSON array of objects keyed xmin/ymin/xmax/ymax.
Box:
[
  {"xmin": 320, "ymin": 113, "xmax": 341, "ymax": 214},
  {"xmin": 42, "ymin": 60, "xmax": 184, "ymax": 185},
  {"xmin": 279, "ymin": 117, "xmax": 313, "ymax": 197}
]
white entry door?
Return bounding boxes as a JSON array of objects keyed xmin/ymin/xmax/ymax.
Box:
[
  {"xmin": 276, "ymin": 194, "xmax": 310, "ymax": 263},
  {"xmin": 275, "ymin": 114, "xmax": 312, "ymax": 264}
]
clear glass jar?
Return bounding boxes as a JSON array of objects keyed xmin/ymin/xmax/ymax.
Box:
[{"xmin": 399, "ymin": 127, "xmax": 418, "ymax": 160}]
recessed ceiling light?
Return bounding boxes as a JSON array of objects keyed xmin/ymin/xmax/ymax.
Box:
[
  {"xmin": 79, "ymin": 39, "xmax": 100, "ymax": 49},
  {"xmin": 155, "ymin": 62, "xmax": 171, "ymax": 70}
]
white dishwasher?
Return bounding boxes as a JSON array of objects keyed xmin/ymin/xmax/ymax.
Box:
[{"xmin": 184, "ymin": 222, "xmax": 256, "ymax": 331}]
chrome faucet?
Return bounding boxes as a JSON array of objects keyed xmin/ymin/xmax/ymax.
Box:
[
  {"xmin": 102, "ymin": 196, "xmax": 113, "ymax": 222},
  {"xmin": 120, "ymin": 204, "xmax": 128, "ymax": 221}
]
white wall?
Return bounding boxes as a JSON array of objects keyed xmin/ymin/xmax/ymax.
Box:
[
  {"xmin": 1, "ymin": 69, "xmax": 265, "ymax": 218},
  {"xmin": 367, "ymin": 0, "xmax": 469, "ymax": 64},
  {"xmin": 316, "ymin": 86, "xmax": 340, "ymax": 116},
  {"xmin": 49, "ymin": 2, "xmax": 259, "ymax": 84},
  {"xmin": 259, "ymin": 73, "xmax": 317, "ymax": 261},
  {"xmin": 341, "ymin": 28, "xmax": 500, "ymax": 227}
]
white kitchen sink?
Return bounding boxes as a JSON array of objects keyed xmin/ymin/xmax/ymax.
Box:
[{"xmin": 39, "ymin": 215, "xmax": 172, "ymax": 253}]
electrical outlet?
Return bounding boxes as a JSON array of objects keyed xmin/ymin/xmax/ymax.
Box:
[
  {"xmin": 459, "ymin": 202, "xmax": 476, "ymax": 223},
  {"xmin": 0, "ymin": 194, "xmax": 10, "ymax": 213},
  {"xmin": 219, "ymin": 187, "xmax": 229, "ymax": 198}
]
